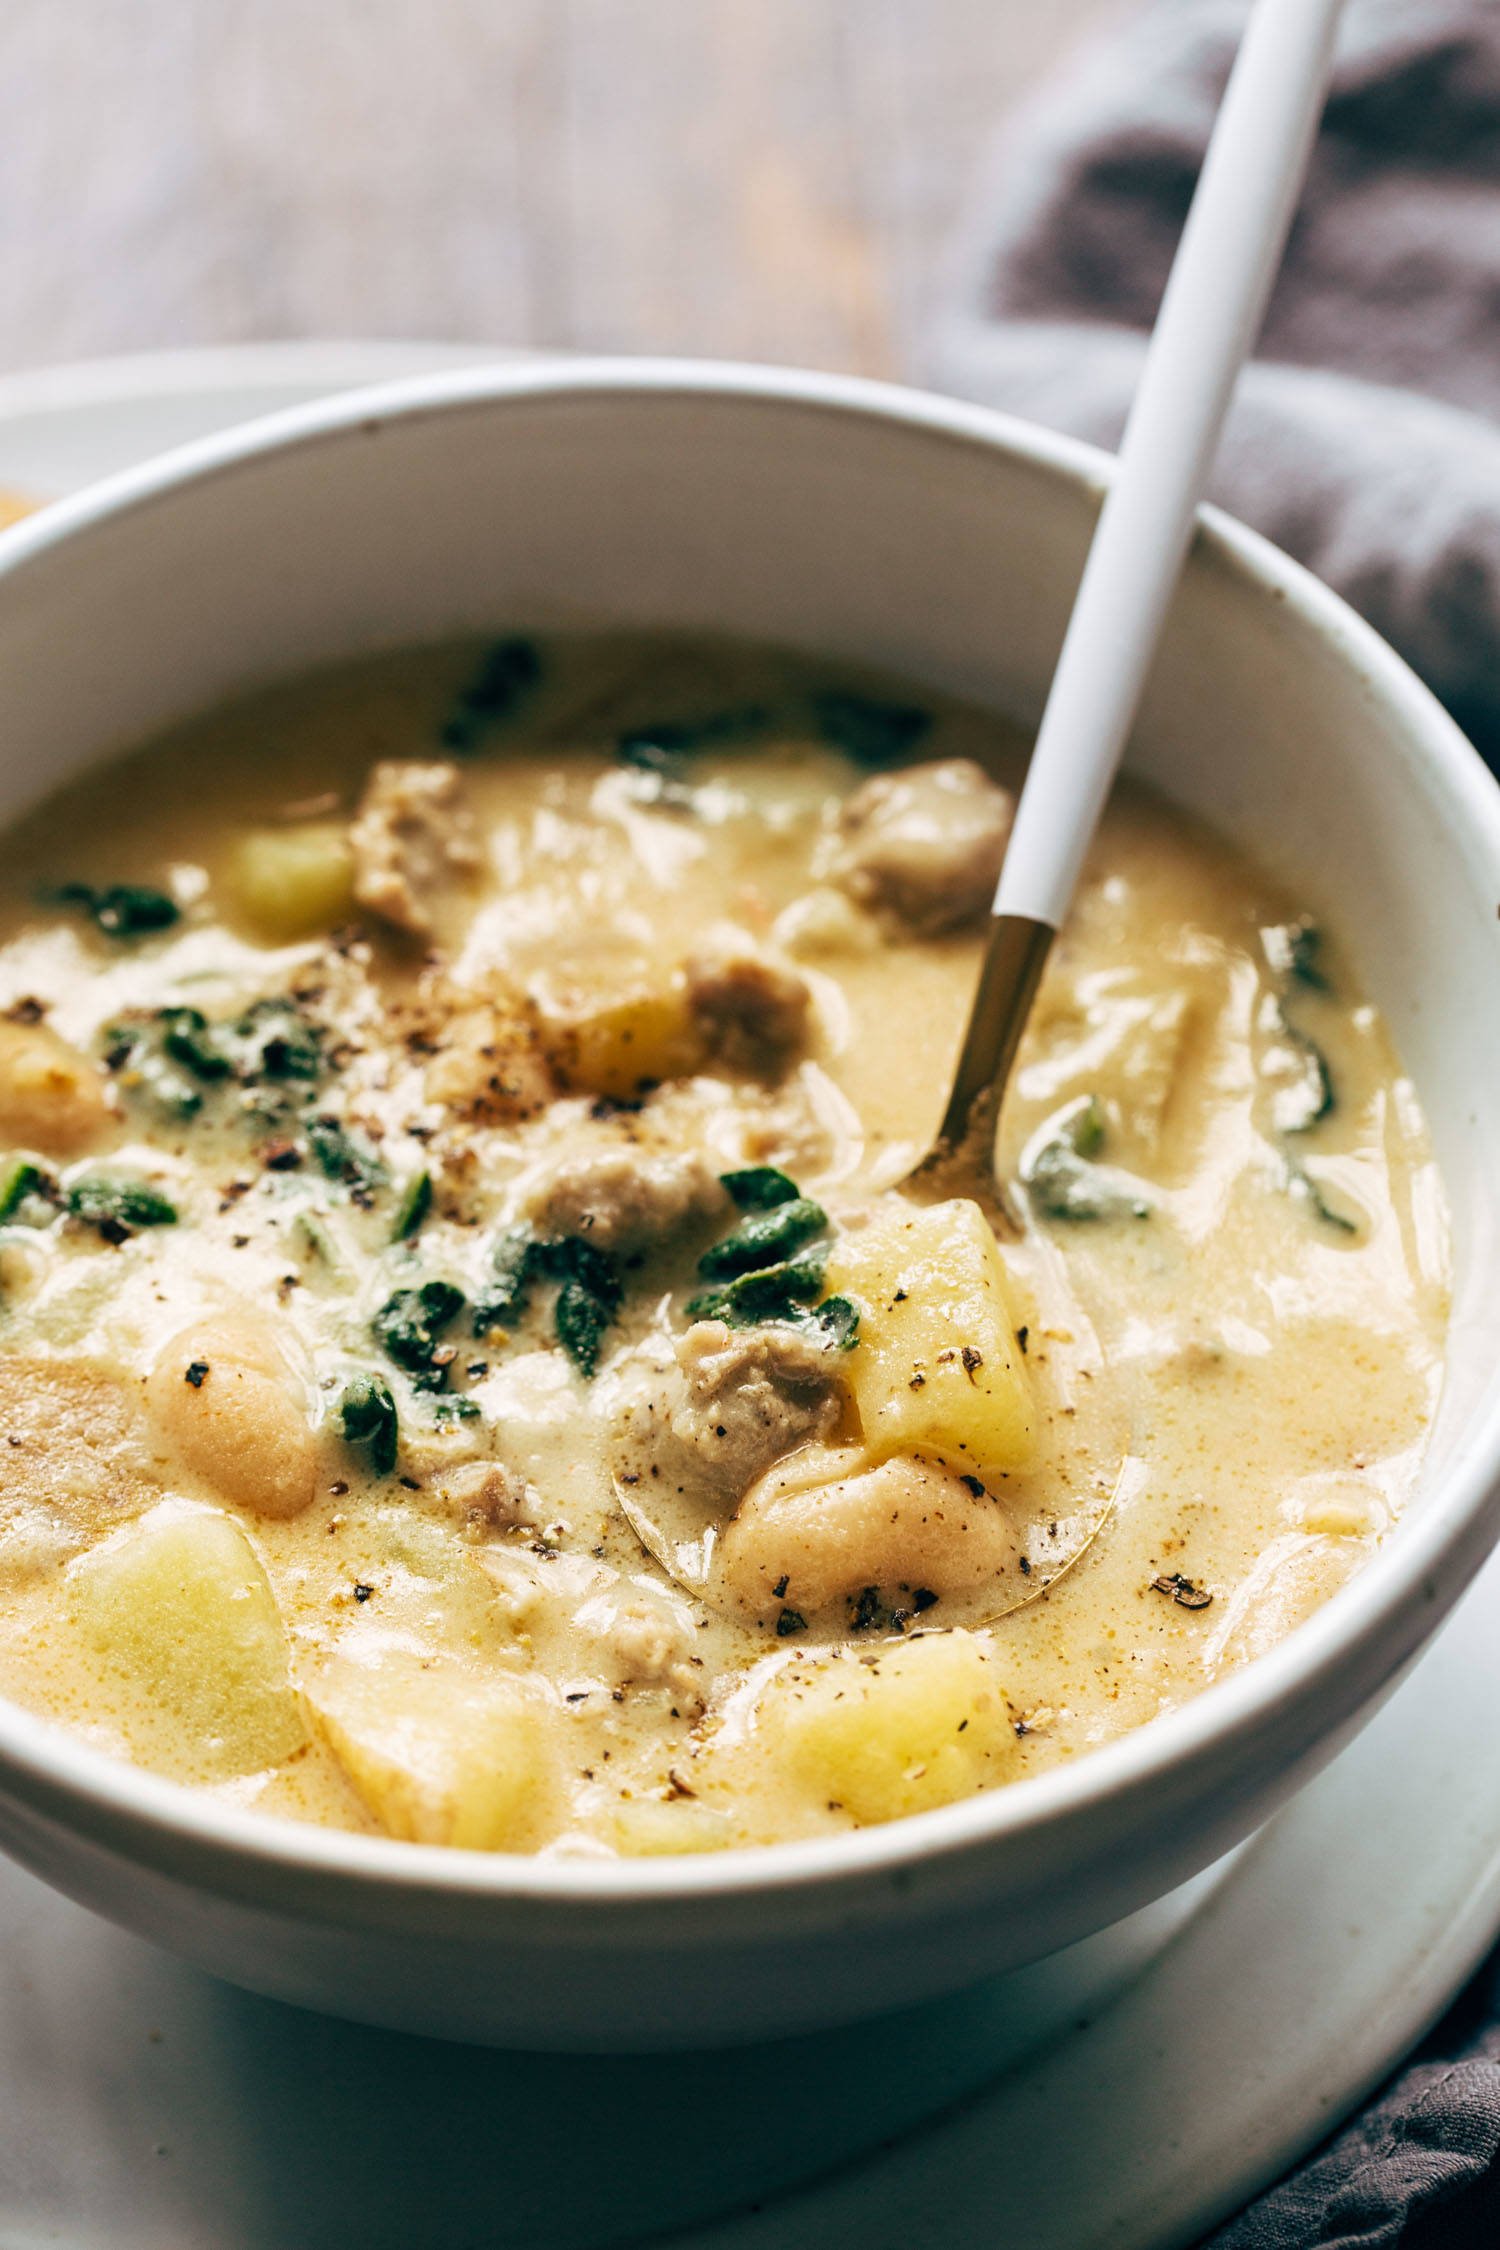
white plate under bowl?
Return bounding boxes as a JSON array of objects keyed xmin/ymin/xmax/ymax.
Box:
[{"xmin": 0, "ymin": 343, "xmax": 1496, "ymax": 2249}]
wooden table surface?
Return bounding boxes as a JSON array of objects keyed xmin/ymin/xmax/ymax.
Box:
[{"xmin": 3, "ymin": 1, "xmax": 1114, "ymax": 382}]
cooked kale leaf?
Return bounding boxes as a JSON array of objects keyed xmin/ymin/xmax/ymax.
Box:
[
  {"xmin": 1023, "ymin": 1097, "xmax": 1151, "ymax": 1223},
  {"xmin": 615, "ymin": 703, "xmax": 771, "ymax": 779},
  {"xmin": 100, "ymin": 996, "xmax": 325, "ymax": 1133},
  {"xmin": 338, "ymin": 1373, "xmax": 399, "ymax": 1477},
  {"xmin": 472, "ymin": 1224, "xmax": 541, "ymax": 1332},
  {"xmin": 686, "ymin": 1245, "xmax": 828, "ymax": 1324},
  {"xmin": 1263, "ymin": 917, "xmax": 1329, "ymax": 992},
  {"xmin": 158, "ymin": 1006, "xmax": 233, "ymax": 1081},
  {"xmin": 1268, "ymin": 1013, "xmax": 1335, "ymax": 1136},
  {"xmin": 471, "ymin": 1226, "xmax": 623, "ymax": 1376},
  {"xmin": 234, "ymin": 998, "xmax": 323, "ymax": 1083},
  {"xmin": 307, "ymin": 1115, "xmax": 387, "ymax": 1196},
  {"xmin": 555, "ymin": 1281, "xmax": 613, "ymax": 1378},
  {"xmin": 66, "ymin": 1173, "xmax": 178, "ymax": 1238},
  {"xmin": 391, "ymin": 1169, "xmax": 432, "ymax": 1243},
  {"xmin": 720, "ymin": 1165, "xmax": 801, "ymax": 1212},
  {"xmin": 697, "ymin": 1195, "xmax": 828, "ymax": 1281},
  {"xmin": 373, "ymin": 1280, "xmax": 467, "ymax": 1391},
  {"xmin": 100, "ymin": 1019, "xmax": 206, "ymax": 1120},
  {"xmin": 0, "ymin": 1157, "xmax": 54, "ymax": 1225},
  {"xmin": 441, "ymin": 637, "xmax": 543, "ymax": 752},
  {"xmin": 810, "ymin": 1294, "xmax": 861, "ymax": 1351},
  {"xmin": 51, "ymin": 882, "xmax": 180, "ymax": 939},
  {"xmin": 811, "ymin": 690, "xmax": 931, "ymax": 768},
  {"xmin": 690, "ymin": 1175, "xmax": 854, "ymax": 1347},
  {"xmin": 1284, "ymin": 1155, "xmax": 1359, "ymax": 1236}
]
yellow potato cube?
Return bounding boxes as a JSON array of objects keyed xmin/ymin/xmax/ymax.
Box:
[
  {"xmin": 67, "ymin": 1502, "xmax": 306, "ymax": 1778},
  {"xmin": 544, "ymin": 979, "xmax": 707, "ymax": 1100},
  {"xmin": 308, "ymin": 1644, "xmax": 555, "ymax": 1850},
  {"xmin": 761, "ymin": 1630, "xmax": 1015, "ymax": 1825},
  {"xmin": 229, "ymin": 822, "xmax": 356, "ymax": 941},
  {"xmin": 826, "ymin": 1198, "xmax": 1034, "ymax": 1477}
]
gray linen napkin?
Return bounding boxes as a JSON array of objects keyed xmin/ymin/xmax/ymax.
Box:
[
  {"xmin": 930, "ymin": 0, "xmax": 1500, "ymax": 768},
  {"xmin": 929, "ymin": 1, "xmax": 1500, "ymax": 2239}
]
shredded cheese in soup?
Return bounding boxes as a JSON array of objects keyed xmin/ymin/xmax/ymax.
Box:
[{"xmin": 0, "ymin": 635, "xmax": 1448, "ymax": 1853}]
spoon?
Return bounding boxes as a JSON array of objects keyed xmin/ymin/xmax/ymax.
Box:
[
  {"xmin": 909, "ymin": 0, "xmax": 1347, "ymax": 1195},
  {"xmin": 614, "ymin": 0, "xmax": 1346, "ymax": 1626}
]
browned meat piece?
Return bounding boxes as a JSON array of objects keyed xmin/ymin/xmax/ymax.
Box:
[
  {"xmin": 683, "ymin": 930, "xmax": 812, "ymax": 1075},
  {"xmin": 524, "ymin": 1146, "xmax": 727, "ymax": 1255},
  {"xmin": 832, "ymin": 758, "xmax": 1014, "ymax": 935},
  {"xmin": 349, "ymin": 760, "xmax": 482, "ymax": 938},
  {"xmin": 668, "ymin": 1318, "xmax": 841, "ymax": 1501},
  {"xmin": 0, "ymin": 1354, "xmax": 163, "ymax": 1576},
  {"xmin": 573, "ymin": 1584, "xmax": 696, "ymax": 1691},
  {"xmin": 430, "ymin": 1458, "xmax": 540, "ymax": 1538},
  {"xmin": 0, "ymin": 1018, "xmax": 114, "ymax": 1154}
]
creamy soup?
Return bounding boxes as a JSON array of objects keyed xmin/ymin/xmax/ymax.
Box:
[{"xmin": 0, "ymin": 635, "xmax": 1448, "ymax": 1854}]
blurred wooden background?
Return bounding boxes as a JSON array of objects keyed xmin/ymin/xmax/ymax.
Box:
[{"xmin": 2, "ymin": 0, "xmax": 1115, "ymax": 380}]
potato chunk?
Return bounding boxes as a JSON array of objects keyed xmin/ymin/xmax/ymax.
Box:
[
  {"xmin": 0, "ymin": 1018, "xmax": 113, "ymax": 1153},
  {"xmin": 229, "ymin": 823, "xmax": 356, "ymax": 941},
  {"xmin": 145, "ymin": 1315, "xmax": 319, "ymax": 1520},
  {"xmin": 542, "ymin": 978, "xmax": 708, "ymax": 1101},
  {"xmin": 0, "ymin": 1352, "xmax": 161, "ymax": 1579},
  {"xmin": 826, "ymin": 1200, "xmax": 1034, "ymax": 1477},
  {"xmin": 67, "ymin": 1501, "xmax": 306, "ymax": 1778},
  {"xmin": 758, "ymin": 1630, "xmax": 1014, "ymax": 1824},
  {"xmin": 308, "ymin": 1644, "xmax": 556, "ymax": 1850}
]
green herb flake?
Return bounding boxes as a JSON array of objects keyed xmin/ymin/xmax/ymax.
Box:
[
  {"xmin": 373, "ymin": 1280, "xmax": 467, "ymax": 1391},
  {"xmin": 51, "ymin": 883, "xmax": 180, "ymax": 939},
  {"xmin": 65, "ymin": 1173, "xmax": 178, "ymax": 1239},
  {"xmin": 697, "ymin": 1195, "xmax": 829, "ymax": 1282},
  {"xmin": 720, "ymin": 1165, "xmax": 801, "ymax": 1211},
  {"xmin": 392, "ymin": 1170, "xmax": 433, "ymax": 1242},
  {"xmin": 338, "ymin": 1374, "xmax": 399, "ymax": 1477},
  {"xmin": 811, "ymin": 690, "xmax": 931, "ymax": 769}
]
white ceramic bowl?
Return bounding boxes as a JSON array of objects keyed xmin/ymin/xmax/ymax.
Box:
[{"xmin": 0, "ymin": 359, "xmax": 1497, "ymax": 2052}]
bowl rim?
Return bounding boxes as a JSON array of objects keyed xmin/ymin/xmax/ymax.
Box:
[{"xmin": 0, "ymin": 350, "xmax": 1497, "ymax": 1908}]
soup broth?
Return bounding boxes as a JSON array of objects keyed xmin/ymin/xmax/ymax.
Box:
[{"xmin": 0, "ymin": 635, "xmax": 1448, "ymax": 1854}]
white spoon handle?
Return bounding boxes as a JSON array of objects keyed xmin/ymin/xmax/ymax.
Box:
[{"xmin": 993, "ymin": 0, "xmax": 1346, "ymax": 929}]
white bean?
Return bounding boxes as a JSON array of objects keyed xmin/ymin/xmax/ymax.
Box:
[{"xmin": 145, "ymin": 1315, "xmax": 319, "ymax": 1520}]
